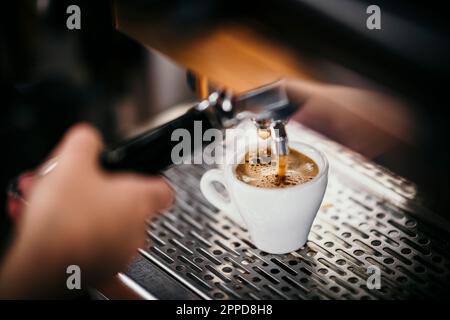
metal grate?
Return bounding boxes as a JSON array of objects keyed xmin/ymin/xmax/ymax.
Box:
[{"xmin": 128, "ymin": 123, "xmax": 450, "ymax": 300}]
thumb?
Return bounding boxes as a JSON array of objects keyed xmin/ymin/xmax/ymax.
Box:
[
  {"xmin": 58, "ymin": 123, "xmax": 104, "ymax": 168},
  {"xmin": 144, "ymin": 178, "xmax": 175, "ymax": 214},
  {"xmin": 119, "ymin": 176, "xmax": 175, "ymax": 217}
]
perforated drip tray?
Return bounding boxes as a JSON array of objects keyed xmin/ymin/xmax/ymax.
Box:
[{"xmin": 124, "ymin": 123, "xmax": 450, "ymax": 300}]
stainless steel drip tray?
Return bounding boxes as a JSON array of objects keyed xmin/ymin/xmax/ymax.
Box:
[{"xmin": 123, "ymin": 123, "xmax": 450, "ymax": 300}]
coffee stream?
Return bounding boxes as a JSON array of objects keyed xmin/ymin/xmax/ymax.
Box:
[
  {"xmin": 257, "ymin": 128, "xmax": 288, "ymax": 183},
  {"xmin": 277, "ymin": 155, "xmax": 287, "ymax": 182}
]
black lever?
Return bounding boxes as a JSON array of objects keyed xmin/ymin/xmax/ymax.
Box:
[{"xmin": 101, "ymin": 106, "xmax": 214, "ymax": 175}]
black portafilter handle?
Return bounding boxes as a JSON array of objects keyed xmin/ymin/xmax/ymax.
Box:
[{"xmin": 100, "ymin": 107, "xmax": 215, "ymax": 175}]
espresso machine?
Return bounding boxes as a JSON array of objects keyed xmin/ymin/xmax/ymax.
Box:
[
  {"xmin": 101, "ymin": 81, "xmax": 296, "ymax": 174},
  {"xmin": 2, "ymin": 0, "xmax": 450, "ymax": 300},
  {"xmin": 88, "ymin": 0, "xmax": 450, "ymax": 300},
  {"xmin": 102, "ymin": 0, "xmax": 450, "ymax": 176}
]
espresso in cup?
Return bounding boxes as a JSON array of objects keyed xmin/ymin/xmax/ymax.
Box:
[
  {"xmin": 200, "ymin": 141, "xmax": 328, "ymax": 253},
  {"xmin": 235, "ymin": 148, "xmax": 319, "ymax": 188}
]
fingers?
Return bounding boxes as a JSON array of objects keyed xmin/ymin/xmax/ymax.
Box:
[
  {"xmin": 285, "ymin": 80, "xmax": 322, "ymax": 107},
  {"xmin": 49, "ymin": 124, "xmax": 175, "ymax": 225},
  {"xmin": 58, "ymin": 123, "xmax": 104, "ymax": 168},
  {"xmin": 144, "ymin": 177, "xmax": 175, "ymax": 213},
  {"xmin": 115, "ymin": 175, "xmax": 175, "ymax": 218}
]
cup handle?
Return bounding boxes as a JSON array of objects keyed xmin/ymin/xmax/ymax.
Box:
[{"xmin": 200, "ymin": 169, "xmax": 238, "ymax": 216}]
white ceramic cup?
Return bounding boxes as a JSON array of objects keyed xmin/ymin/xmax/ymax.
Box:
[{"xmin": 200, "ymin": 141, "xmax": 329, "ymax": 254}]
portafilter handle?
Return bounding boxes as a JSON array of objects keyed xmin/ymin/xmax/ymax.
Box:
[{"xmin": 101, "ymin": 81, "xmax": 298, "ymax": 175}]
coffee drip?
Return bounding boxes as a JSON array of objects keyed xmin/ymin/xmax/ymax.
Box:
[{"xmin": 257, "ymin": 127, "xmax": 288, "ymax": 184}]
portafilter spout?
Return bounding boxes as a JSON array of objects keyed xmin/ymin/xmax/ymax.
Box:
[{"xmin": 232, "ymin": 81, "xmax": 295, "ymax": 157}]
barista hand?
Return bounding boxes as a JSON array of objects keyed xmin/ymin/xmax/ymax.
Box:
[
  {"xmin": 286, "ymin": 80, "xmax": 417, "ymax": 159},
  {"xmin": 0, "ymin": 124, "xmax": 174, "ymax": 298}
]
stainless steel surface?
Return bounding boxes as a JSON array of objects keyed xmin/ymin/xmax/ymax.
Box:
[
  {"xmin": 199, "ymin": 82, "xmax": 298, "ymax": 129},
  {"xmin": 127, "ymin": 123, "xmax": 450, "ymax": 300}
]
